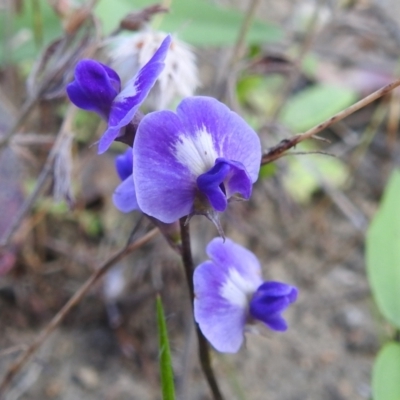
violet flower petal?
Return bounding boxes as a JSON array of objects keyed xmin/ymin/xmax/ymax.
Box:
[
  {"xmin": 197, "ymin": 158, "xmax": 252, "ymax": 211},
  {"xmin": 134, "ymin": 110, "xmax": 197, "ymax": 223},
  {"xmin": 196, "ymin": 161, "xmax": 230, "ymax": 211},
  {"xmin": 194, "ymin": 260, "xmax": 248, "ymax": 353},
  {"xmin": 98, "ymin": 35, "xmax": 172, "ymax": 154},
  {"xmin": 249, "ymin": 282, "xmax": 298, "ymax": 332},
  {"xmin": 193, "ymin": 238, "xmax": 263, "ymax": 353},
  {"xmin": 206, "ymin": 237, "xmax": 262, "ymax": 285},
  {"xmin": 176, "ymin": 96, "xmax": 261, "ymax": 182},
  {"xmin": 115, "ymin": 148, "xmax": 133, "ymax": 181},
  {"xmin": 112, "ymin": 174, "xmax": 139, "ymax": 213},
  {"xmin": 66, "ymin": 60, "xmax": 120, "ymax": 119}
]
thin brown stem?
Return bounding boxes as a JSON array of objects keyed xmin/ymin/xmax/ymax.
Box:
[
  {"xmin": 179, "ymin": 218, "xmax": 225, "ymax": 400},
  {"xmin": 0, "ymin": 228, "xmax": 159, "ymax": 396},
  {"xmin": 270, "ymin": 0, "xmax": 321, "ymax": 120},
  {"xmin": 261, "ymin": 79, "xmax": 400, "ymax": 165},
  {"xmin": 229, "ymin": 0, "xmax": 261, "ymax": 68}
]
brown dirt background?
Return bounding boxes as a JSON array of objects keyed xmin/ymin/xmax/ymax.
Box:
[{"xmin": 2, "ymin": 0, "xmax": 400, "ymax": 399}]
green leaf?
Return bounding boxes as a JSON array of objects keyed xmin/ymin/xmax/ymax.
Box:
[
  {"xmin": 156, "ymin": 295, "xmax": 176, "ymax": 400},
  {"xmin": 259, "ymin": 163, "xmax": 277, "ymax": 179},
  {"xmin": 0, "ymin": 0, "xmax": 62, "ymax": 64},
  {"xmin": 280, "ymin": 84, "xmax": 357, "ymax": 132},
  {"xmin": 372, "ymin": 342, "xmax": 400, "ymax": 400},
  {"xmin": 96, "ymin": 0, "xmax": 282, "ymax": 46},
  {"xmin": 366, "ymin": 169, "xmax": 400, "ymax": 329},
  {"xmin": 237, "ymin": 74, "xmax": 286, "ymax": 116},
  {"xmin": 282, "ymin": 143, "xmax": 349, "ymax": 204}
]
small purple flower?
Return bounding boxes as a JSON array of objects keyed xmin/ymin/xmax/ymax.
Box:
[
  {"xmin": 193, "ymin": 238, "xmax": 297, "ymax": 353},
  {"xmin": 133, "ymin": 96, "xmax": 261, "ymax": 223},
  {"xmin": 67, "ymin": 35, "xmax": 171, "ymax": 154},
  {"xmin": 112, "ymin": 148, "xmax": 138, "ymax": 213}
]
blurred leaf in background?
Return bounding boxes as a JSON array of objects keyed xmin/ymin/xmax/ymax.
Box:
[
  {"xmin": 366, "ymin": 169, "xmax": 400, "ymax": 329},
  {"xmin": 280, "ymin": 84, "xmax": 357, "ymax": 132},
  {"xmin": 96, "ymin": 0, "xmax": 282, "ymax": 45},
  {"xmin": 281, "ymin": 142, "xmax": 349, "ymax": 204},
  {"xmin": 0, "ymin": 0, "xmax": 62, "ymax": 65},
  {"xmin": 372, "ymin": 342, "xmax": 400, "ymax": 400}
]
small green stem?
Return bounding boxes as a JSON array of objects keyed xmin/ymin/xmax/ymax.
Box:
[{"xmin": 179, "ymin": 218, "xmax": 225, "ymax": 400}]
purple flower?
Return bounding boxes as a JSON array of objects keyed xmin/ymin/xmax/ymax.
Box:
[
  {"xmin": 66, "ymin": 35, "xmax": 171, "ymax": 154},
  {"xmin": 133, "ymin": 96, "xmax": 261, "ymax": 223},
  {"xmin": 112, "ymin": 148, "xmax": 138, "ymax": 213},
  {"xmin": 193, "ymin": 238, "xmax": 297, "ymax": 353}
]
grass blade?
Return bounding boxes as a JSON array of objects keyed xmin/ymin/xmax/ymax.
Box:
[{"xmin": 156, "ymin": 294, "xmax": 176, "ymax": 400}]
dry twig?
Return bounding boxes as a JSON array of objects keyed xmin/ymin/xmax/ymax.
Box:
[{"xmin": 261, "ymin": 79, "xmax": 400, "ymax": 165}]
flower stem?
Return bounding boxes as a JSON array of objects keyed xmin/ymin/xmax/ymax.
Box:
[{"xmin": 179, "ymin": 218, "xmax": 225, "ymax": 400}]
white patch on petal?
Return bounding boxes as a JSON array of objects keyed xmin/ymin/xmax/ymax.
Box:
[
  {"xmin": 220, "ymin": 268, "xmax": 258, "ymax": 308},
  {"xmin": 174, "ymin": 128, "xmax": 218, "ymax": 176},
  {"xmin": 114, "ymin": 77, "xmax": 138, "ymax": 101}
]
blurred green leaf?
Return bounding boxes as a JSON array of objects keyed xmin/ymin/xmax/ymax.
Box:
[
  {"xmin": 282, "ymin": 143, "xmax": 348, "ymax": 204},
  {"xmin": 237, "ymin": 74, "xmax": 285, "ymax": 116},
  {"xmin": 0, "ymin": 0, "xmax": 62, "ymax": 64},
  {"xmin": 259, "ymin": 163, "xmax": 277, "ymax": 179},
  {"xmin": 79, "ymin": 210, "xmax": 102, "ymax": 237},
  {"xmin": 156, "ymin": 295, "xmax": 176, "ymax": 400},
  {"xmin": 366, "ymin": 169, "xmax": 400, "ymax": 329},
  {"xmin": 372, "ymin": 342, "xmax": 400, "ymax": 400},
  {"xmin": 280, "ymin": 84, "xmax": 357, "ymax": 132},
  {"xmin": 96, "ymin": 0, "xmax": 282, "ymax": 46}
]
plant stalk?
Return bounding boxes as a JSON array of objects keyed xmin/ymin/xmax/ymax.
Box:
[{"xmin": 179, "ymin": 218, "xmax": 225, "ymax": 400}]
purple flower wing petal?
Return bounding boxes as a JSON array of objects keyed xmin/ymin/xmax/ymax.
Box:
[
  {"xmin": 197, "ymin": 158, "xmax": 252, "ymax": 210},
  {"xmin": 108, "ymin": 35, "xmax": 172, "ymax": 131},
  {"xmin": 67, "ymin": 60, "xmax": 120, "ymax": 119},
  {"xmin": 206, "ymin": 237, "xmax": 262, "ymax": 287},
  {"xmin": 196, "ymin": 161, "xmax": 230, "ymax": 212},
  {"xmin": 262, "ymin": 315, "xmax": 288, "ymax": 332},
  {"xmin": 115, "ymin": 149, "xmax": 133, "ymax": 181},
  {"xmin": 194, "ymin": 260, "xmax": 247, "ymax": 353},
  {"xmin": 99, "ymin": 35, "xmax": 171, "ymax": 154},
  {"xmin": 249, "ymin": 282, "xmax": 298, "ymax": 332},
  {"xmin": 98, "ymin": 126, "xmax": 121, "ymax": 155},
  {"xmin": 133, "ymin": 110, "xmax": 196, "ymax": 223},
  {"xmin": 217, "ymin": 158, "xmax": 252, "ymax": 199},
  {"xmin": 112, "ymin": 175, "xmax": 139, "ymax": 212},
  {"xmin": 176, "ymin": 97, "xmax": 261, "ymax": 182},
  {"xmin": 256, "ymin": 281, "xmax": 298, "ymax": 298}
]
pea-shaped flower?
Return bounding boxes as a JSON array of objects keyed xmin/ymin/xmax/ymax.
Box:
[
  {"xmin": 66, "ymin": 35, "xmax": 171, "ymax": 154},
  {"xmin": 194, "ymin": 237, "xmax": 298, "ymax": 353},
  {"xmin": 133, "ymin": 96, "xmax": 261, "ymax": 223}
]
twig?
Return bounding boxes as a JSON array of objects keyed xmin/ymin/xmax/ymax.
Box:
[
  {"xmin": 281, "ymin": 150, "xmax": 337, "ymax": 158},
  {"xmin": 221, "ymin": 0, "xmax": 261, "ymax": 108},
  {"xmin": 261, "ymin": 79, "xmax": 400, "ymax": 165},
  {"xmin": 0, "ymin": 228, "xmax": 159, "ymax": 396},
  {"xmin": 179, "ymin": 218, "xmax": 225, "ymax": 400},
  {"xmin": 229, "ymin": 0, "xmax": 261, "ymax": 68},
  {"xmin": 0, "ymin": 105, "xmax": 77, "ymax": 247},
  {"xmin": 0, "ymin": 97, "xmax": 39, "ymax": 150},
  {"xmin": 270, "ymin": 0, "xmax": 321, "ymax": 120}
]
